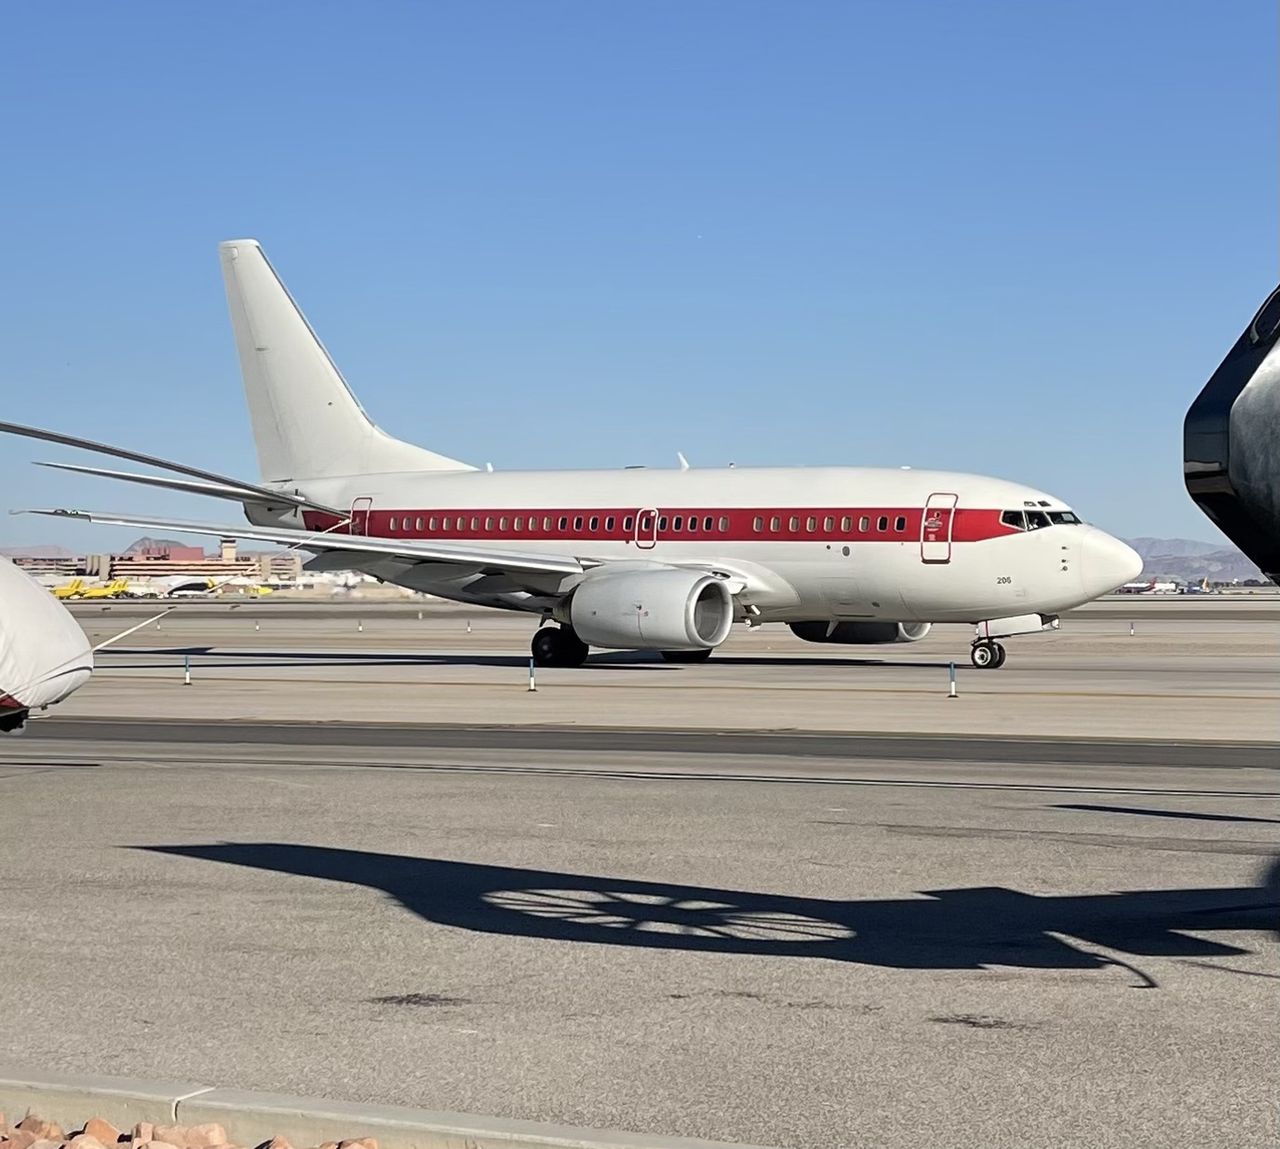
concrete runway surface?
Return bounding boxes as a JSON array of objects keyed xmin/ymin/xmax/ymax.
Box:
[
  {"xmin": 51, "ymin": 599, "xmax": 1280, "ymax": 740},
  {"xmin": 2, "ymin": 600, "xmax": 1276, "ymax": 1148},
  {"xmin": 2, "ymin": 725, "xmax": 1277, "ymax": 1149}
]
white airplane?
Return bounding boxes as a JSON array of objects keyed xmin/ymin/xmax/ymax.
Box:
[
  {"xmin": 123, "ymin": 574, "xmax": 218, "ymax": 599},
  {"xmin": 2, "ymin": 240, "xmax": 1141, "ymax": 670},
  {"xmin": 1119, "ymin": 578, "xmax": 1179, "ymax": 595}
]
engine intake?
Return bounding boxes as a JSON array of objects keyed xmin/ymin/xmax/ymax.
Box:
[
  {"xmin": 789, "ymin": 621, "xmax": 932, "ymax": 645},
  {"xmin": 565, "ymin": 569, "xmax": 734, "ymax": 651}
]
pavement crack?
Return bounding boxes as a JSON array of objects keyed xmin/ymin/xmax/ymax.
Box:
[
  {"xmin": 882, "ymin": 824, "xmax": 1279, "ymax": 856},
  {"xmin": 1178, "ymin": 959, "xmax": 1280, "ymax": 980},
  {"xmin": 927, "ymin": 1013, "xmax": 1037, "ymax": 1030},
  {"xmin": 367, "ymin": 992, "xmax": 471, "ymax": 1008}
]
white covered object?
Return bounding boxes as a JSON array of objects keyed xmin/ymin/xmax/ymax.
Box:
[{"xmin": 0, "ymin": 557, "xmax": 93, "ymax": 713}]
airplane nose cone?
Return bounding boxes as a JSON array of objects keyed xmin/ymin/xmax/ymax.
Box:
[{"xmin": 1081, "ymin": 529, "xmax": 1143, "ymax": 597}]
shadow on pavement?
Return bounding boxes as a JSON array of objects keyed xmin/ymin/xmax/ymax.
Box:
[{"xmin": 140, "ymin": 843, "xmax": 1280, "ymax": 977}]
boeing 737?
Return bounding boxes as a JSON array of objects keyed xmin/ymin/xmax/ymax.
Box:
[{"xmin": 2, "ymin": 240, "xmax": 1141, "ymax": 669}]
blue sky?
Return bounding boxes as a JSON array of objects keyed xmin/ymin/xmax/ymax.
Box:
[{"xmin": 1, "ymin": 1, "xmax": 1274, "ymax": 550}]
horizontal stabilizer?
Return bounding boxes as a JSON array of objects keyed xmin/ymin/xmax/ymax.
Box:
[
  {"xmin": 17, "ymin": 508, "xmax": 588, "ymax": 577},
  {"xmin": 36, "ymin": 462, "xmax": 313, "ymax": 506},
  {"xmin": 0, "ymin": 420, "xmax": 341, "ymax": 513}
]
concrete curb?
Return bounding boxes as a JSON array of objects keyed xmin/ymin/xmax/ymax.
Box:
[
  {"xmin": 0, "ymin": 1067, "xmax": 774, "ymax": 1149},
  {"xmin": 0, "ymin": 1066, "xmax": 210, "ymax": 1129}
]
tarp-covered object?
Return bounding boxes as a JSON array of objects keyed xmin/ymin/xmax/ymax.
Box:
[{"xmin": 0, "ymin": 557, "xmax": 93, "ymax": 714}]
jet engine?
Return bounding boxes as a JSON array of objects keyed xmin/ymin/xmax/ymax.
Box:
[
  {"xmin": 561, "ymin": 568, "xmax": 734, "ymax": 651},
  {"xmin": 789, "ymin": 621, "xmax": 932, "ymax": 645}
]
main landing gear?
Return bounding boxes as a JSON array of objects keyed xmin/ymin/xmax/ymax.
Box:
[
  {"xmin": 970, "ymin": 640, "xmax": 1007, "ymax": 670},
  {"xmin": 531, "ymin": 624, "xmax": 590, "ymax": 668}
]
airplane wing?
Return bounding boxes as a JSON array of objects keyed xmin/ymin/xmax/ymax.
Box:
[
  {"xmin": 0, "ymin": 420, "xmax": 343, "ymax": 514},
  {"xmin": 34, "ymin": 461, "xmax": 312, "ymax": 507},
  {"xmin": 17, "ymin": 508, "xmax": 589, "ymax": 578}
]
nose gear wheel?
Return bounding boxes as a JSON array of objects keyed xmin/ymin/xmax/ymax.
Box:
[{"xmin": 970, "ymin": 640, "xmax": 1006, "ymax": 669}]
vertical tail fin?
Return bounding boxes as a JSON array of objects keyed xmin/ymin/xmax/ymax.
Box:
[{"xmin": 219, "ymin": 240, "xmax": 474, "ymax": 483}]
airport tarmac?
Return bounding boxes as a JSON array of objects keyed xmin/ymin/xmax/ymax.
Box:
[
  {"xmin": 0, "ymin": 728, "xmax": 1276, "ymax": 1149},
  {"xmin": 2, "ymin": 600, "xmax": 1274, "ymax": 1148},
  {"xmin": 50, "ymin": 599, "xmax": 1280, "ymax": 741}
]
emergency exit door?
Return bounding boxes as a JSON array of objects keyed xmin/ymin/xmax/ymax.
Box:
[{"xmin": 920, "ymin": 492, "xmax": 958, "ymax": 563}]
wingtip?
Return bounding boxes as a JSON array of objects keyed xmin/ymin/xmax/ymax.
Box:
[{"xmin": 15, "ymin": 508, "xmax": 86, "ymax": 519}]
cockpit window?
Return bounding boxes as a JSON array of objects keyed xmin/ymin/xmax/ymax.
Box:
[
  {"xmin": 1001, "ymin": 510, "xmax": 1026, "ymax": 530},
  {"xmin": 1048, "ymin": 510, "xmax": 1081, "ymax": 525},
  {"xmin": 1026, "ymin": 510, "xmax": 1050, "ymax": 529}
]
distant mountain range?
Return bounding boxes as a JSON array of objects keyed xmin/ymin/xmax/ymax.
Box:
[
  {"xmin": 122, "ymin": 536, "xmax": 196, "ymax": 553},
  {"xmin": 1121, "ymin": 538, "xmax": 1268, "ymax": 583},
  {"xmin": 0, "ymin": 544, "xmax": 75, "ymax": 559}
]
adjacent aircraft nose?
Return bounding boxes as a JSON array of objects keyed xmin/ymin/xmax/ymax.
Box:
[{"xmin": 1081, "ymin": 529, "xmax": 1143, "ymax": 596}]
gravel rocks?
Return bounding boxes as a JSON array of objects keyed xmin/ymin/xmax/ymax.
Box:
[{"xmin": 0, "ymin": 1116, "xmax": 376, "ymax": 1149}]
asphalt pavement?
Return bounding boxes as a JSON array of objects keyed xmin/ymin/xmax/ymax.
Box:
[{"xmin": 1, "ymin": 732, "xmax": 1275, "ymax": 1149}]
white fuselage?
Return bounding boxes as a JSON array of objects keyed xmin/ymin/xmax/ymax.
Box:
[{"xmin": 258, "ymin": 464, "xmax": 1140, "ymax": 624}]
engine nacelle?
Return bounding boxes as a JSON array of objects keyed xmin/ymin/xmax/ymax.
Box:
[
  {"xmin": 563, "ymin": 569, "xmax": 734, "ymax": 651},
  {"xmin": 789, "ymin": 621, "xmax": 932, "ymax": 645}
]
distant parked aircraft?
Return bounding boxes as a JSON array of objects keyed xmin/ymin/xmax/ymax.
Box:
[
  {"xmin": 51, "ymin": 577, "xmax": 85, "ymax": 599},
  {"xmin": 122, "ymin": 575, "xmax": 215, "ymax": 598},
  {"xmin": 78, "ymin": 578, "xmax": 130, "ymax": 599},
  {"xmin": 1118, "ymin": 578, "xmax": 1179, "ymax": 595}
]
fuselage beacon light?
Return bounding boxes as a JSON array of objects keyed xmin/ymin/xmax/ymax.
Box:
[{"xmin": 3, "ymin": 240, "xmax": 1142, "ymax": 671}]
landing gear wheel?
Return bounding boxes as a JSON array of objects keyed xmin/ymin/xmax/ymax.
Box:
[
  {"xmin": 531, "ymin": 625, "xmax": 590, "ymax": 668},
  {"xmin": 970, "ymin": 640, "xmax": 1000, "ymax": 669},
  {"xmin": 557, "ymin": 627, "xmax": 590, "ymax": 667},
  {"xmin": 991, "ymin": 642, "xmax": 1007, "ymax": 668},
  {"xmin": 660, "ymin": 649, "xmax": 714, "ymax": 663}
]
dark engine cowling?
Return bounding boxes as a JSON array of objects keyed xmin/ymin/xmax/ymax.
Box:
[{"xmin": 789, "ymin": 621, "xmax": 932, "ymax": 645}]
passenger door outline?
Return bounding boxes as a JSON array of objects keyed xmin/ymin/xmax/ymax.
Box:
[
  {"xmin": 920, "ymin": 492, "xmax": 958, "ymax": 563},
  {"xmin": 634, "ymin": 507, "xmax": 658, "ymax": 550}
]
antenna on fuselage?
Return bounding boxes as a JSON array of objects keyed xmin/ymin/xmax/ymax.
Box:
[{"xmin": 677, "ymin": 452, "xmax": 690, "ymax": 471}]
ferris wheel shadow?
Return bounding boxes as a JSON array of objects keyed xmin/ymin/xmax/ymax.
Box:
[{"xmin": 140, "ymin": 843, "xmax": 1280, "ymax": 975}]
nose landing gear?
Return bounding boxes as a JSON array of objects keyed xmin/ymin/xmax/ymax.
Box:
[
  {"xmin": 970, "ymin": 640, "xmax": 1007, "ymax": 669},
  {"xmin": 969, "ymin": 613, "xmax": 1057, "ymax": 669},
  {"xmin": 531, "ymin": 624, "xmax": 590, "ymax": 668}
]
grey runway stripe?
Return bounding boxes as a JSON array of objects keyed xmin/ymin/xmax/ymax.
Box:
[
  {"xmin": 257, "ymin": 759, "xmax": 1280, "ymax": 798},
  {"xmin": 5, "ymin": 753, "xmax": 1279, "ymax": 798},
  {"xmin": 22, "ymin": 718, "xmax": 1280, "ymax": 768}
]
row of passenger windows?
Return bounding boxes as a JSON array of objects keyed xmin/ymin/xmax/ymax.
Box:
[
  {"xmin": 1000, "ymin": 509, "xmax": 1082, "ymax": 531},
  {"xmin": 384, "ymin": 513, "xmax": 734, "ymax": 534},
  {"xmin": 382, "ymin": 512, "xmax": 913, "ymax": 535},
  {"xmin": 750, "ymin": 513, "xmax": 907, "ymax": 534}
]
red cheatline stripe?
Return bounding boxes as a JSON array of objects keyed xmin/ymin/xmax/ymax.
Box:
[{"xmin": 300, "ymin": 506, "xmax": 1021, "ymax": 544}]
